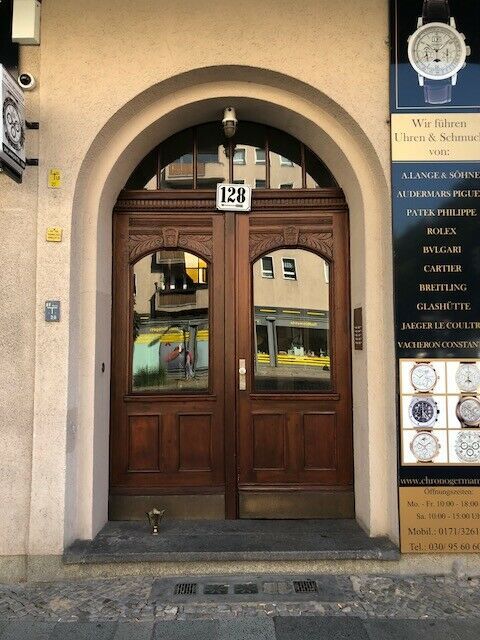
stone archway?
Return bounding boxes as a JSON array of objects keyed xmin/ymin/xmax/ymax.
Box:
[{"xmin": 28, "ymin": 66, "xmax": 397, "ymax": 552}]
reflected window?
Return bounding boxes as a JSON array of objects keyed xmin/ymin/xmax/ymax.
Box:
[
  {"xmin": 282, "ymin": 257, "xmax": 297, "ymax": 280},
  {"xmin": 255, "ymin": 148, "xmax": 266, "ymax": 164},
  {"xmin": 253, "ymin": 249, "xmax": 331, "ymax": 392},
  {"xmin": 132, "ymin": 250, "xmax": 209, "ymax": 392},
  {"xmin": 261, "ymin": 256, "xmax": 274, "ymax": 279},
  {"xmin": 233, "ymin": 148, "xmax": 246, "ymax": 165},
  {"xmin": 280, "ymin": 156, "xmax": 294, "ymax": 167}
]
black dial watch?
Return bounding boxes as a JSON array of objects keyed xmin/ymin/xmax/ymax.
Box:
[{"xmin": 408, "ymin": 0, "xmax": 471, "ymax": 105}]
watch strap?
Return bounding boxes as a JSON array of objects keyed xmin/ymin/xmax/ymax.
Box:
[
  {"xmin": 424, "ymin": 79, "xmax": 452, "ymax": 105},
  {"xmin": 422, "ymin": 0, "xmax": 450, "ymax": 24}
]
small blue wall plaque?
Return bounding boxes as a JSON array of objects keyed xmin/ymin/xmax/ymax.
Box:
[{"xmin": 45, "ymin": 300, "xmax": 61, "ymax": 322}]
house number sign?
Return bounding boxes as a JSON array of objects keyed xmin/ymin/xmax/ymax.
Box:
[{"xmin": 216, "ymin": 183, "xmax": 252, "ymax": 212}]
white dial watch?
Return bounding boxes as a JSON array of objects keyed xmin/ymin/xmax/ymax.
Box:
[
  {"xmin": 408, "ymin": 396, "xmax": 439, "ymax": 429},
  {"xmin": 455, "ymin": 431, "xmax": 480, "ymax": 463},
  {"xmin": 410, "ymin": 362, "xmax": 438, "ymax": 393},
  {"xmin": 407, "ymin": 0, "xmax": 471, "ymax": 105},
  {"xmin": 410, "ymin": 431, "xmax": 441, "ymax": 463},
  {"xmin": 456, "ymin": 396, "xmax": 480, "ymax": 428},
  {"xmin": 455, "ymin": 363, "xmax": 480, "ymax": 393}
]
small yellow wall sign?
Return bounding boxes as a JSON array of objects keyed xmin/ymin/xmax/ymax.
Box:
[
  {"xmin": 46, "ymin": 227, "xmax": 63, "ymax": 242},
  {"xmin": 48, "ymin": 169, "xmax": 62, "ymax": 188}
]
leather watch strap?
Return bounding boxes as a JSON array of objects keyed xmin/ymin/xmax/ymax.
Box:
[
  {"xmin": 422, "ymin": 0, "xmax": 450, "ymax": 24},
  {"xmin": 424, "ymin": 79, "xmax": 452, "ymax": 104}
]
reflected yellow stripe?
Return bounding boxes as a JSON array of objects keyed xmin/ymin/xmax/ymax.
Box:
[
  {"xmin": 257, "ymin": 354, "xmax": 330, "ymax": 367},
  {"xmin": 136, "ymin": 330, "xmax": 209, "ymax": 345}
]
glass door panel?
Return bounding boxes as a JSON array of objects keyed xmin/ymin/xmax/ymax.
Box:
[
  {"xmin": 132, "ymin": 250, "xmax": 209, "ymax": 392},
  {"xmin": 252, "ymin": 249, "xmax": 331, "ymax": 392}
]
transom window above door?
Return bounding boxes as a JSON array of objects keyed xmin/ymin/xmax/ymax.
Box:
[{"xmin": 124, "ymin": 122, "xmax": 338, "ymax": 190}]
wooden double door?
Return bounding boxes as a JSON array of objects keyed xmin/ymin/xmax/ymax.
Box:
[{"xmin": 110, "ymin": 190, "xmax": 354, "ymax": 519}]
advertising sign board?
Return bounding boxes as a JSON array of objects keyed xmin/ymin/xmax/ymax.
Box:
[
  {"xmin": 390, "ymin": 0, "xmax": 480, "ymax": 553},
  {"xmin": 0, "ymin": 64, "xmax": 26, "ymax": 182}
]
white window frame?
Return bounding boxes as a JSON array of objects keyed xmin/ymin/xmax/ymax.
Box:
[
  {"xmin": 261, "ymin": 256, "xmax": 275, "ymax": 279},
  {"xmin": 282, "ymin": 257, "xmax": 297, "ymax": 280},
  {"xmin": 233, "ymin": 147, "xmax": 246, "ymax": 165},
  {"xmin": 324, "ymin": 261, "xmax": 330, "ymax": 284},
  {"xmin": 280, "ymin": 156, "xmax": 294, "ymax": 166},
  {"xmin": 255, "ymin": 148, "xmax": 266, "ymax": 164}
]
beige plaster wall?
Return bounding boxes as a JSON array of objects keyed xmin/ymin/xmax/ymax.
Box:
[
  {"xmin": 0, "ymin": 0, "xmax": 398, "ymax": 560},
  {"xmin": 0, "ymin": 48, "xmax": 39, "ymax": 557}
]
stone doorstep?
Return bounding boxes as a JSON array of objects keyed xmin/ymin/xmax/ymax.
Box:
[{"xmin": 63, "ymin": 520, "xmax": 399, "ymax": 566}]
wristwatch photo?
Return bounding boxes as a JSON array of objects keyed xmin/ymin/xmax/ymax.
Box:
[
  {"xmin": 408, "ymin": 0, "xmax": 471, "ymax": 105},
  {"xmin": 410, "ymin": 430, "xmax": 441, "ymax": 463},
  {"xmin": 455, "ymin": 431, "xmax": 480, "ymax": 463},
  {"xmin": 408, "ymin": 396, "xmax": 439, "ymax": 429},
  {"xmin": 455, "ymin": 362, "xmax": 480, "ymax": 393},
  {"xmin": 410, "ymin": 361, "xmax": 438, "ymax": 393},
  {"xmin": 456, "ymin": 395, "xmax": 480, "ymax": 428}
]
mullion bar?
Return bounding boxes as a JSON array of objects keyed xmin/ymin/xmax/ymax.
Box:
[
  {"xmin": 301, "ymin": 142, "xmax": 307, "ymax": 189},
  {"xmin": 265, "ymin": 127, "xmax": 270, "ymax": 189},
  {"xmin": 193, "ymin": 127, "xmax": 198, "ymax": 189}
]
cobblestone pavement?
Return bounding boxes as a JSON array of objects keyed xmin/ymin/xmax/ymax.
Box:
[{"xmin": 0, "ymin": 574, "xmax": 479, "ymax": 624}]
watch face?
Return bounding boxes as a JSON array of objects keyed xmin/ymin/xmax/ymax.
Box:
[
  {"xmin": 410, "ymin": 363, "xmax": 437, "ymax": 392},
  {"xmin": 408, "ymin": 397, "xmax": 438, "ymax": 428},
  {"xmin": 408, "ymin": 23, "xmax": 467, "ymax": 80},
  {"xmin": 457, "ymin": 397, "xmax": 480, "ymax": 426},
  {"xmin": 410, "ymin": 431, "xmax": 440, "ymax": 462},
  {"xmin": 455, "ymin": 431, "xmax": 480, "ymax": 463},
  {"xmin": 3, "ymin": 97, "xmax": 24, "ymax": 151},
  {"xmin": 455, "ymin": 364, "xmax": 480, "ymax": 393}
]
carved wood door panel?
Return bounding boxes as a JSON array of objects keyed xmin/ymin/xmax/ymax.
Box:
[
  {"xmin": 110, "ymin": 190, "xmax": 353, "ymax": 520},
  {"xmin": 236, "ymin": 210, "xmax": 354, "ymax": 518},
  {"xmin": 110, "ymin": 211, "xmax": 226, "ymax": 502}
]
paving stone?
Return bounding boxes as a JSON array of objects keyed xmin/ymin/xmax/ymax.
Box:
[
  {"xmin": 218, "ymin": 617, "xmax": 275, "ymax": 640},
  {"xmin": 153, "ymin": 620, "xmax": 218, "ymax": 639},
  {"xmin": 49, "ymin": 622, "xmax": 117, "ymax": 640},
  {"xmin": 315, "ymin": 576, "xmax": 355, "ymax": 602},
  {"xmin": 274, "ymin": 616, "xmax": 370, "ymax": 639},
  {"xmin": 113, "ymin": 622, "xmax": 154, "ymax": 639},
  {"xmin": 363, "ymin": 619, "xmax": 480, "ymax": 640},
  {"xmin": 0, "ymin": 619, "xmax": 57, "ymax": 640}
]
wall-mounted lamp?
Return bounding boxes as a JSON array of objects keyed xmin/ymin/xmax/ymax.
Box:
[{"xmin": 222, "ymin": 107, "xmax": 238, "ymax": 138}]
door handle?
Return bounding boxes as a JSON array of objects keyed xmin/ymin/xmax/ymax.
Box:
[{"xmin": 239, "ymin": 359, "xmax": 247, "ymax": 391}]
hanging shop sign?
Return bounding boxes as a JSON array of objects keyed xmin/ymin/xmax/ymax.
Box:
[
  {"xmin": 390, "ymin": 0, "xmax": 480, "ymax": 553},
  {"xmin": 0, "ymin": 64, "xmax": 26, "ymax": 182}
]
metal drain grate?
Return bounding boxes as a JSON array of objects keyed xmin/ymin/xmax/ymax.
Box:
[
  {"xmin": 234, "ymin": 583, "xmax": 258, "ymax": 594},
  {"xmin": 204, "ymin": 584, "xmax": 229, "ymax": 595},
  {"xmin": 293, "ymin": 579, "xmax": 318, "ymax": 593},
  {"xmin": 174, "ymin": 582, "xmax": 197, "ymax": 595}
]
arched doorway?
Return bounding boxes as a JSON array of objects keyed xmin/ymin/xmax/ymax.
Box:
[{"xmin": 109, "ymin": 122, "xmax": 353, "ymax": 520}]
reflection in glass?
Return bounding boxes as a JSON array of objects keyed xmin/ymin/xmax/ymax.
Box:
[
  {"xmin": 305, "ymin": 147, "xmax": 338, "ymax": 188},
  {"xmin": 124, "ymin": 122, "xmax": 339, "ymax": 191},
  {"xmin": 268, "ymin": 128, "xmax": 302, "ymax": 189},
  {"xmin": 232, "ymin": 123, "xmax": 266, "ymax": 188},
  {"xmin": 253, "ymin": 249, "xmax": 331, "ymax": 392},
  {"xmin": 196, "ymin": 122, "xmax": 229, "ymax": 189},
  {"xmin": 160, "ymin": 128, "xmax": 194, "ymax": 190},
  {"xmin": 132, "ymin": 250, "xmax": 209, "ymax": 392},
  {"xmin": 124, "ymin": 147, "xmax": 158, "ymax": 190}
]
